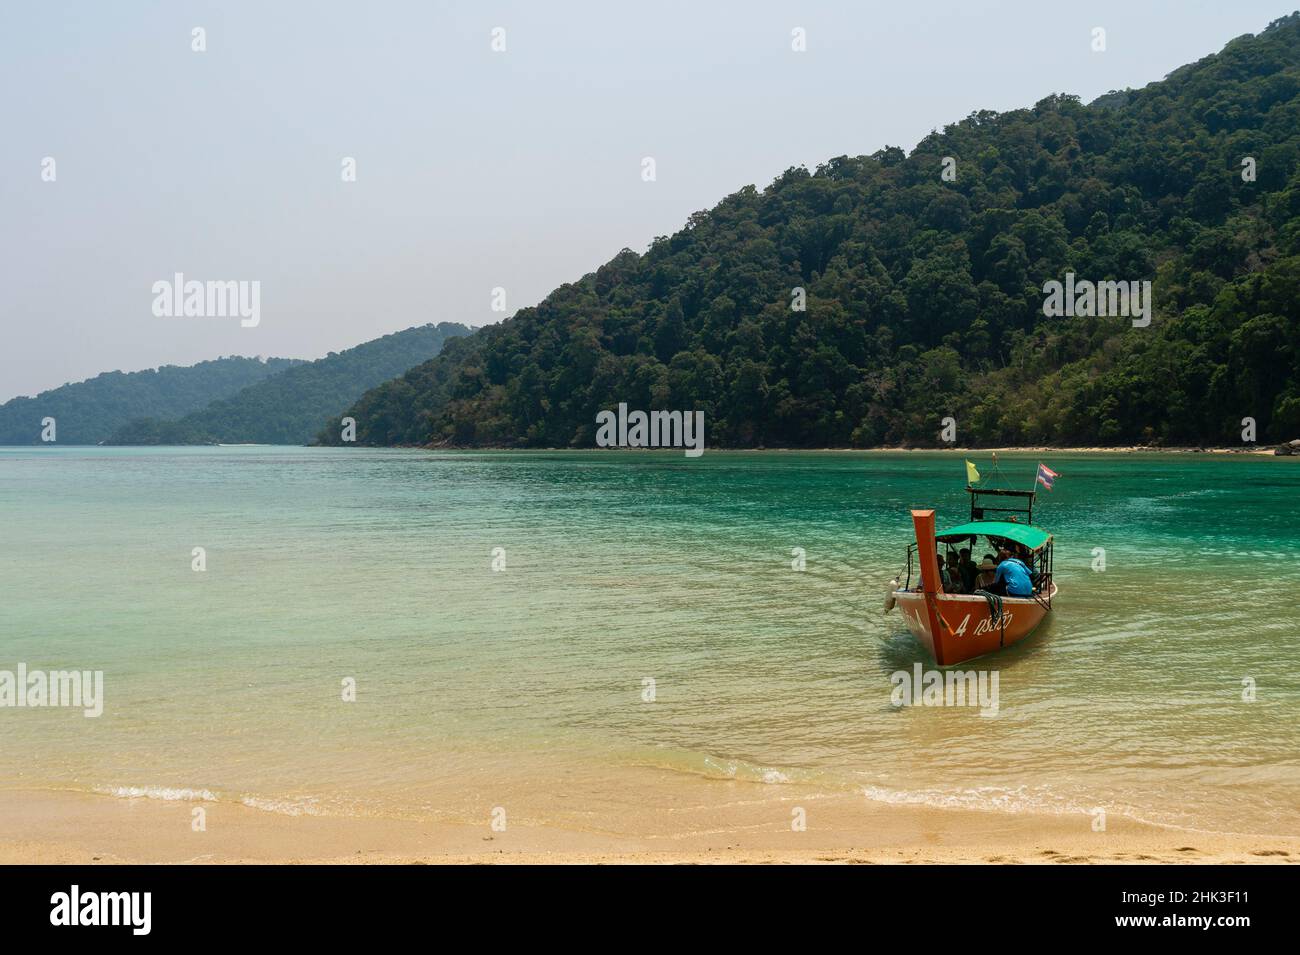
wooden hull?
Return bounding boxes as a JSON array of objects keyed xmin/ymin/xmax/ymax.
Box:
[{"xmin": 892, "ymin": 584, "xmax": 1055, "ymax": 665}]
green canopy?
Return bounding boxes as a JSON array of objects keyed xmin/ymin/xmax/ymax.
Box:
[{"xmin": 935, "ymin": 520, "xmax": 1051, "ymax": 551}]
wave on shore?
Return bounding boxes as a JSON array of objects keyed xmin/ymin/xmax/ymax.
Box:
[{"xmin": 94, "ymin": 785, "xmax": 327, "ymax": 817}]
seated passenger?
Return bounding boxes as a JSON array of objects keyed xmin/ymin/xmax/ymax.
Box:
[
  {"xmin": 975, "ymin": 556, "xmax": 997, "ymax": 590},
  {"xmin": 945, "ymin": 552, "xmax": 965, "ymax": 593},
  {"xmin": 958, "ymin": 548, "xmax": 978, "ymax": 593},
  {"xmin": 937, "ymin": 555, "xmax": 954, "ymax": 592},
  {"xmin": 989, "ymin": 547, "xmax": 1033, "ymax": 598}
]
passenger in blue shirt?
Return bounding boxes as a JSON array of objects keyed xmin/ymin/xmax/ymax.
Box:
[{"xmin": 991, "ymin": 548, "xmax": 1033, "ymax": 597}]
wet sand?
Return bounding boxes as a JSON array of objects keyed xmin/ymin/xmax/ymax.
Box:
[{"xmin": 2, "ymin": 788, "xmax": 1294, "ymax": 865}]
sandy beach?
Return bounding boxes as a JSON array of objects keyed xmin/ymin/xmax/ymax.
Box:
[{"xmin": 2, "ymin": 786, "xmax": 1295, "ymax": 865}]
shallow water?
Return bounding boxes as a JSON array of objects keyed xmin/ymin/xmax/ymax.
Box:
[{"xmin": 1, "ymin": 447, "xmax": 1297, "ymax": 835}]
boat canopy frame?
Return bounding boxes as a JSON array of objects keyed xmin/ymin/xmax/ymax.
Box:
[
  {"xmin": 902, "ymin": 537, "xmax": 1055, "ymax": 607},
  {"xmin": 897, "ymin": 485, "xmax": 1055, "ymax": 608},
  {"xmin": 936, "ymin": 520, "xmax": 1051, "ymax": 551},
  {"xmin": 966, "ymin": 485, "xmax": 1036, "ymax": 524}
]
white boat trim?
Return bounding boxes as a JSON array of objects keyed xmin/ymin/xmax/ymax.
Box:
[{"xmin": 891, "ymin": 581, "xmax": 1058, "ymax": 605}]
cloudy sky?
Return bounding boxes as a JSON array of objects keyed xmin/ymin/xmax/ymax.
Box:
[{"xmin": 1, "ymin": 0, "xmax": 1289, "ymax": 400}]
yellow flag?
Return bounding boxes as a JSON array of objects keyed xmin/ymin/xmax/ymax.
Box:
[{"xmin": 966, "ymin": 460, "xmax": 980, "ymax": 484}]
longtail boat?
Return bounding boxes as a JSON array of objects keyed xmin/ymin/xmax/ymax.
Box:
[{"xmin": 885, "ymin": 485, "xmax": 1056, "ymax": 665}]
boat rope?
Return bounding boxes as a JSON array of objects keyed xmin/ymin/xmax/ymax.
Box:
[{"xmin": 973, "ymin": 589, "xmax": 1007, "ymax": 646}]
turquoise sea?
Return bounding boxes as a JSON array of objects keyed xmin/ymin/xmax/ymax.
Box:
[{"xmin": 1, "ymin": 447, "xmax": 1297, "ymax": 835}]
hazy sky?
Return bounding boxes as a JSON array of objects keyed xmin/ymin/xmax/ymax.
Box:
[{"xmin": 1, "ymin": 1, "xmax": 1291, "ymax": 400}]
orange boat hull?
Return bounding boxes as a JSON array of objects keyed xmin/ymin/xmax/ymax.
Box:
[{"xmin": 892, "ymin": 584, "xmax": 1055, "ymax": 665}]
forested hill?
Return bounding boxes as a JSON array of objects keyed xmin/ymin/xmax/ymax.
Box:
[
  {"xmin": 324, "ymin": 14, "xmax": 1300, "ymax": 450},
  {"xmin": 0, "ymin": 356, "xmax": 299, "ymax": 445},
  {"xmin": 106, "ymin": 322, "xmax": 470, "ymax": 445}
]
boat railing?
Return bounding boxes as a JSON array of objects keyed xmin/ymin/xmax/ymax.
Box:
[
  {"xmin": 1030, "ymin": 539, "xmax": 1054, "ymax": 609},
  {"xmin": 904, "ymin": 535, "xmax": 1055, "ymax": 608},
  {"xmin": 904, "ymin": 535, "xmax": 1054, "ymax": 606}
]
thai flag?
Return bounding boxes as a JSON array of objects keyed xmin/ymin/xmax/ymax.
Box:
[{"xmin": 1036, "ymin": 462, "xmax": 1059, "ymax": 491}]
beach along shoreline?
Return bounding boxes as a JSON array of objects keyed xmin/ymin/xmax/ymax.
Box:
[{"xmin": 1, "ymin": 787, "xmax": 1295, "ymax": 865}]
